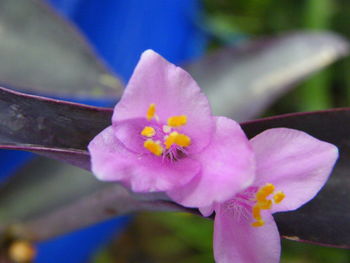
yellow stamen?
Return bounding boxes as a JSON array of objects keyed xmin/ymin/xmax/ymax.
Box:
[
  {"xmin": 167, "ymin": 115, "xmax": 187, "ymax": 127},
  {"xmin": 164, "ymin": 131, "xmax": 191, "ymax": 149},
  {"xmin": 273, "ymin": 191, "xmax": 286, "ymax": 204},
  {"xmin": 252, "ymin": 204, "xmax": 262, "ymax": 221},
  {"xmin": 174, "ymin": 133, "xmax": 191, "ymax": 147},
  {"xmin": 144, "ymin": 139, "xmax": 163, "ymax": 156},
  {"xmin": 251, "ymin": 183, "xmax": 285, "ymax": 227},
  {"xmin": 146, "ymin": 103, "xmax": 156, "ymax": 120},
  {"xmin": 164, "ymin": 133, "xmax": 176, "ymax": 149},
  {"xmin": 9, "ymin": 240, "xmax": 36, "ymax": 263},
  {"xmin": 141, "ymin": 126, "xmax": 156, "ymax": 137},
  {"xmin": 251, "ymin": 220, "xmax": 265, "ymax": 227},
  {"xmin": 256, "ymin": 183, "xmax": 275, "ymax": 203},
  {"xmin": 259, "ymin": 199, "xmax": 272, "ymax": 210}
]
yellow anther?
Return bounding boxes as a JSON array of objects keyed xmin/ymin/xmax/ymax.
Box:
[
  {"xmin": 144, "ymin": 139, "xmax": 163, "ymax": 156},
  {"xmin": 164, "ymin": 133, "xmax": 176, "ymax": 149},
  {"xmin": 146, "ymin": 103, "xmax": 156, "ymax": 120},
  {"xmin": 141, "ymin": 126, "xmax": 156, "ymax": 137},
  {"xmin": 251, "ymin": 220, "xmax": 265, "ymax": 227},
  {"xmin": 174, "ymin": 133, "xmax": 191, "ymax": 147},
  {"xmin": 259, "ymin": 183, "xmax": 275, "ymax": 196},
  {"xmin": 167, "ymin": 115, "xmax": 187, "ymax": 127},
  {"xmin": 9, "ymin": 240, "xmax": 36, "ymax": 263},
  {"xmin": 256, "ymin": 183, "xmax": 275, "ymax": 203},
  {"xmin": 273, "ymin": 191, "xmax": 286, "ymax": 204},
  {"xmin": 259, "ymin": 199, "xmax": 272, "ymax": 210},
  {"xmin": 251, "ymin": 183, "xmax": 285, "ymax": 227},
  {"xmin": 252, "ymin": 205, "xmax": 262, "ymax": 221},
  {"xmin": 164, "ymin": 132, "xmax": 191, "ymax": 149}
]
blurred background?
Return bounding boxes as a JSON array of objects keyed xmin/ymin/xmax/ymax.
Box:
[{"xmin": 0, "ymin": 0, "xmax": 350, "ymax": 262}]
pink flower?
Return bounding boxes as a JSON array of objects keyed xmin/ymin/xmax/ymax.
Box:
[
  {"xmin": 88, "ymin": 50, "xmax": 255, "ymax": 208},
  {"xmin": 204, "ymin": 128, "xmax": 338, "ymax": 263},
  {"xmin": 88, "ymin": 50, "xmax": 338, "ymax": 263}
]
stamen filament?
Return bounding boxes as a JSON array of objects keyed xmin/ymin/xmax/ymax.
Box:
[
  {"xmin": 163, "ymin": 125, "xmax": 171, "ymax": 133},
  {"xmin": 142, "ymin": 105, "xmax": 191, "ymax": 159}
]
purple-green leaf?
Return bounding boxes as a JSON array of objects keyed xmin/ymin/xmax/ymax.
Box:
[
  {"xmin": 0, "ymin": 86, "xmax": 349, "ymax": 247},
  {"xmin": 186, "ymin": 32, "xmax": 349, "ymax": 121},
  {"xmin": 0, "ymin": 87, "xmax": 112, "ymax": 168},
  {"xmin": 0, "ymin": 0, "xmax": 122, "ymax": 98},
  {"xmin": 0, "ymin": 158, "xmax": 191, "ymax": 240},
  {"xmin": 0, "ymin": 158, "xmax": 105, "ymax": 229}
]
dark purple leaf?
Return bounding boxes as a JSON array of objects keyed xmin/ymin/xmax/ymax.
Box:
[
  {"xmin": 22, "ymin": 178, "xmax": 191, "ymax": 241},
  {"xmin": 0, "ymin": 0, "xmax": 122, "ymax": 98},
  {"xmin": 186, "ymin": 32, "xmax": 349, "ymax": 121},
  {"xmin": 0, "ymin": 84, "xmax": 188, "ymax": 239},
  {"xmin": 0, "ymin": 86, "xmax": 349, "ymax": 247},
  {"xmin": 0, "ymin": 158, "xmax": 104, "ymax": 229},
  {"xmin": 0, "ymin": 158, "xmax": 192, "ymax": 240},
  {"xmin": 0, "ymin": 86, "xmax": 112, "ymax": 169}
]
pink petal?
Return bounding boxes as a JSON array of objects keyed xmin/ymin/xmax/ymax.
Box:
[
  {"xmin": 250, "ymin": 128, "xmax": 338, "ymax": 213},
  {"xmin": 214, "ymin": 204, "xmax": 280, "ymax": 263},
  {"xmin": 112, "ymin": 50, "xmax": 214, "ymax": 153},
  {"xmin": 88, "ymin": 126, "xmax": 200, "ymax": 192},
  {"xmin": 199, "ymin": 205, "xmax": 215, "ymax": 217},
  {"xmin": 113, "ymin": 118, "xmax": 153, "ymax": 154},
  {"xmin": 167, "ymin": 117, "xmax": 255, "ymax": 208}
]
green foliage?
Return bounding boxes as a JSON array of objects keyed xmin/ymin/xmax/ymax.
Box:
[
  {"xmin": 298, "ymin": 0, "xmax": 334, "ymax": 111},
  {"xmin": 94, "ymin": 212, "xmax": 350, "ymax": 262},
  {"xmin": 204, "ymin": 0, "xmax": 350, "ymax": 113},
  {"xmin": 281, "ymin": 240, "xmax": 350, "ymax": 263}
]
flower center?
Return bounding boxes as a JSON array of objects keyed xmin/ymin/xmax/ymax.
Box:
[
  {"xmin": 251, "ymin": 183, "xmax": 285, "ymax": 227},
  {"xmin": 140, "ymin": 103, "xmax": 191, "ymax": 158},
  {"xmin": 223, "ymin": 184, "xmax": 286, "ymax": 227}
]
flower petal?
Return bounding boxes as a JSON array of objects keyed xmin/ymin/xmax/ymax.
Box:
[
  {"xmin": 199, "ymin": 205, "xmax": 215, "ymax": 217},
  {"xmin": 112, "ymin": 50, "xmax": 214, "ymax": 152},
  {"xmin": 88, "ymin": 126, "xmax": 200, "ymax": 192},
  {"xmin": 167, "ymin": 117, "xmax": 255, "ymax": 208},
  {"xmin": 113, "ymin": 118, "xmax": 156, "ymax": 154},
  {"xmin": 250, "ymin": 128, "xmax": 338, "ymax": 213},
  {"xmin": 214, "ymin": 205, "xmax": 280, "ymax": 263}
]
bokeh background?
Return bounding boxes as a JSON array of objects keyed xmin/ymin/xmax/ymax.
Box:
[{"xmin": 1, "ymin": 0, "xmax": 350, "ymax": 262}]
